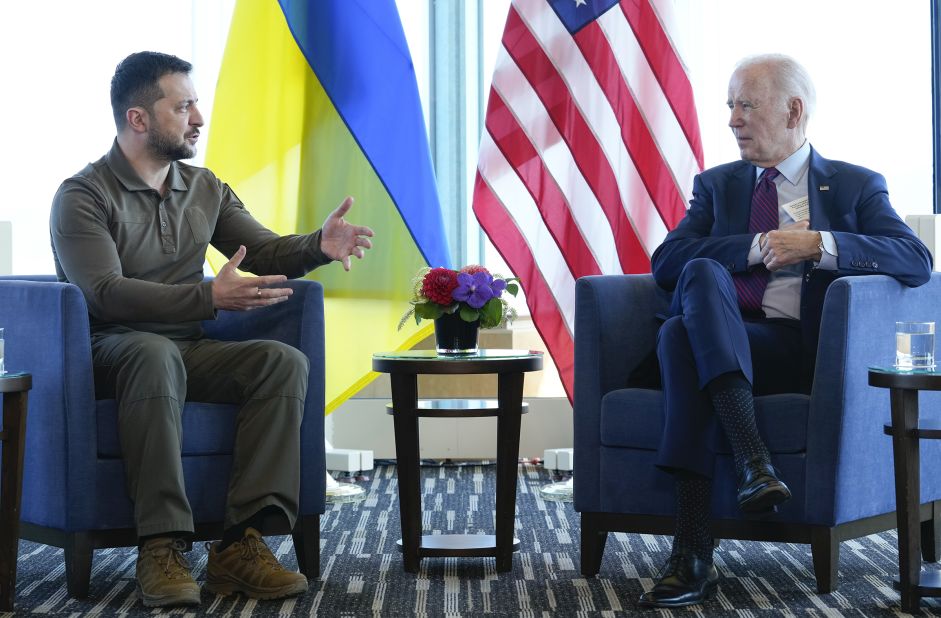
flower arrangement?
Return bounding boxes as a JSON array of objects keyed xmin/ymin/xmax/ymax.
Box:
[{"xmin": 399, "ymin": 265, "xmax": 520, "ymax": 330}]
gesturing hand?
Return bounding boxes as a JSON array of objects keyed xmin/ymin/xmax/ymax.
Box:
[
  {"xmin": 211, "ymin": 245, "xmax": 293, "ymax": 311},
  {"xmin": 320, "ymin": 196, "xmax": 375, "ymax": 271},
  {"xmin": 761, "ymin": 220, "xmax": 822, "ymax": 272}
]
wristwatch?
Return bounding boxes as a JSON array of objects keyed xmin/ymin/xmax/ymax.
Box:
[{"xmin": 816, "ymin": 233, "xmax": 825, "ymax": 260}]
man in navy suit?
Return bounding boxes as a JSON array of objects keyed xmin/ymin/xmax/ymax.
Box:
[{"xmin": 638, "ymin": 54, "xmax": 932, "ymax": 609}]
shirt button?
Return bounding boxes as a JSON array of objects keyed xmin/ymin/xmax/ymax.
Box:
[{"xmin": 161, "ymin": 221, "xmax": 167, "ymax": 228}]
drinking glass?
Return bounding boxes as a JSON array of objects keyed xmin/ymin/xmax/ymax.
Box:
[
  {"xmin": 895, "ymin": 321, "xmax": 936, "ymax": 370},
  {"xmin": 0, "ymin": 327, "xmax": 5, "ymax": 374}
]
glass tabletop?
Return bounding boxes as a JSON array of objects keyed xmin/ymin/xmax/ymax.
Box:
[
  {"xmin": 0, "ymin": 371, "xmax": 31, "ymax": 393},
  {"xmin": 870, "ymin": 365, "xmax": 941, "ymax": 376},
  {"xmin": 0, "ymin": 371, "xmax": 29, "ymax": 380},
  {"xmin": 869, "ymin": 365, "xmax": 941, "ymax": 390},
  {"xmin": 373, "ymin": 349, "xmax": 543, "ymax": 361}
]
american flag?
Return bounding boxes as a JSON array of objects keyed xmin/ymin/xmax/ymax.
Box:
[{"xmin": 472, "ymin": 0, "xmax": 704, "ymax": 399}]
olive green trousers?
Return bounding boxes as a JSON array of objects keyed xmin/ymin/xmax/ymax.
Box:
[{"xmin": 91, "ymin": 329, "xmax": 308, "ymax": 538}]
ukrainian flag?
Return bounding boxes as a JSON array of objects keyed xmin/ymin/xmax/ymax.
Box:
[{"xmin": 206, "ymin": 0, "xmax": 450, "ymax": 413}]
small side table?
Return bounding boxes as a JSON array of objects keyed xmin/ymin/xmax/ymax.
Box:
[
  {"xmin": 869, "ymin": 366, "xmax": 941, "ymax": 614},
  {"xmin": 372, "ymin": 349, "xmax": 543, "ymax": 573},
  {"xmin": 0, "ymin": 371, "xmax": 31, "ymax": 612}
]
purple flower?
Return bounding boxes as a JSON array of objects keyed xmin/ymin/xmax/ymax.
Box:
[
  {"xmin": 453, "ymin": 272, "xmax": 495, "ymax": 309},
  {"xmin": 490, "ymin": 278, "xmax": 507, "ymax": 296}
]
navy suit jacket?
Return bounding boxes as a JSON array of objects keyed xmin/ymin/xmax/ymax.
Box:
[{"xmin": 650, "ymin": 147, "xmax": 932, "ymax": 382}]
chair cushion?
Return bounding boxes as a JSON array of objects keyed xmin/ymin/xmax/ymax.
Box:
[
  {"xmin": 600, "ymin": 388, "xmax": 809, "ymax": 454},
  {"xmin": 97, "ymin": 400, "xmax": 238, "ymax": 457}
]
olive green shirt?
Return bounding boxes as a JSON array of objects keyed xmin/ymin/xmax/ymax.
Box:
[{"xmin": 50, "ymin": 140, "xmax": 331, "ymax": 338}]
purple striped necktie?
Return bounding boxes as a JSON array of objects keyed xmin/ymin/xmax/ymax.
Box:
[{"xmin": 734, "ymin": 167, "xmax": 780, "ymax": 315}]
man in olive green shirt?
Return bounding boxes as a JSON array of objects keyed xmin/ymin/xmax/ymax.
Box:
[{"xmin": 49, "ymin": 51, "xmax": 374, "ymax": 607}]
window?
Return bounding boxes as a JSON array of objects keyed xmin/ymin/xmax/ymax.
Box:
[
  {"xmin": 0, "ymin": 0, "xmax": 235, "ymax": 274},
  {"xmin": 0, "ymin": 1, "xmax": 933, "ymax": 278}
]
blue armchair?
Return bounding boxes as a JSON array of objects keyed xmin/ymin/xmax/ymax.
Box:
[
  {"xmin": 0, "ymin": 276, "xmax": 325, "ymax": 598},
  {"xmin": 574, "ymin": 273, "xmax": 941, "ymax": 593}
]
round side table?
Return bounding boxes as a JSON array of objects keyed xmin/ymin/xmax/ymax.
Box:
[
  {"xmin": 372, "ymin": 349, "xmax": 543, "ymax": 573},
  {"xmin": 0, "ymin": 371, "xmax": 31, "ymax": 612},
  {"xmin": 869, "ymin": 366, "xmax": 941, "ymax": 613}
]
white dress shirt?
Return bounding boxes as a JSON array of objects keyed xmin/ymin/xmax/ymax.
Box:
[{"xmin": 745, "ymin": 141, "xmax": 838, "ymax": 320}]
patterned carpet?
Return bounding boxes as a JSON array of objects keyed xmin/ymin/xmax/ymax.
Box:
[{"xmin": 6, "ymin": 463, "xmax": 939, "ymax": 616}]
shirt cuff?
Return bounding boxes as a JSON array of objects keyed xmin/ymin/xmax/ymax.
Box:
[
  {"xmin": 816, "ymin": 231, "xmax": 838, "ymax": 270},
  {"xmin": 747, "ymin": 233, "xmax": 763, "ymax": 266}
]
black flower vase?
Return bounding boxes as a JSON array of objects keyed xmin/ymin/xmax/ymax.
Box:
[{"xmin": 434, "ymin": 312, "xmax": 480, "ymax": 355}]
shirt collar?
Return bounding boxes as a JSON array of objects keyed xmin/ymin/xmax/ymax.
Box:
[
  {"xmin": 754, "ymin": 140, "xmax": 811, "ymax": 186},
  {"xmin": 105, "ymin": 139, "xmax": 189, "ymax": 193}
]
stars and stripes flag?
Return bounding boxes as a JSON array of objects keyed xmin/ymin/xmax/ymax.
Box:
[{"xmin": 472, "ymin": 0, "xmax": 704, "ymax": 399}]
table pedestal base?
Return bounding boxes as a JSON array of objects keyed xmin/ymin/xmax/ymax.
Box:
[
  {"xmin": 894, "ymin": 570, "xmax": 941, "ymax": 597},
  {"xmin": 397, "ymin": 534, "xmax": 520, "ymax": 557}
]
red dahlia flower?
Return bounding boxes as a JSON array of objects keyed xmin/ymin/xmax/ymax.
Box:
[
  {"xmin": 459, "ymin": 264, "xmax": 491, "ymax": 276},
  {"xmin": 421, "ymin": 267, "xmax": 458, "ymax": 305}
]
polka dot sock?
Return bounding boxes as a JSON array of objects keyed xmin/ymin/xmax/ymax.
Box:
[
  {"xmin": 673, "ymin": 471, "xmax": 714, "ymax": 562},
  {"xmin": 708, "ymin": 372, "xmax": 770, "ymax": 474}
]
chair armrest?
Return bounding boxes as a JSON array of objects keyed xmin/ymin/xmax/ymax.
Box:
[
  {"xmin": 203, "ymin": 278, "xmax": 326, "ymax": 514},
  {"xmin": 0, "ymin": 278, "xmax": 98, "ymax": 528},
  {"xmin": 807, "ymin": 273, "xmax": 941, "ymax": 522},
  {"xmin": 573, "ymin": 274, "xmax": 670, "ymax": 508}
]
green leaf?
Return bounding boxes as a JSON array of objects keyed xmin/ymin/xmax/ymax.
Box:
[
  {"xmin": 398, "ymin": 307, "xmax": 415, "ymax": 330},
  {"xmin": 479, "ymin": 298, "xmax": 503, "ymax": 328},
  {"xmin": 506, "ymin": 283, "xmax": 519, "ymax": 296},
  {"xmin": 459, "ymin": 305, "xmax": 480, "ymax": 322},
  {"xmin": 415, "ymin": 302, "xmax": 444, "ymax": 321}
]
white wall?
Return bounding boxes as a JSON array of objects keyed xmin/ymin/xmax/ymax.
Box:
[
  {"xmin": 0, "ymin": 1, "xmax": 234, "ymax": 275},
  {"xmin": 673, "ymin": 0, "xmax": 932, "ymax": 219}
]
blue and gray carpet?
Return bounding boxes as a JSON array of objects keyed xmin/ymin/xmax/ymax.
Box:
[{"xmin": 7, "ymin": 463, "xmax": 938, "ymax": 616}]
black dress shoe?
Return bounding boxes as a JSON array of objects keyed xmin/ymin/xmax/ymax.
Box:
[
  {"xmin": 637, "ymin": 552, "xmax": 719, "ymax": 608},
  {"xmin": 737, "ymin": 457, "xmax": 791, "ymax": 513}
]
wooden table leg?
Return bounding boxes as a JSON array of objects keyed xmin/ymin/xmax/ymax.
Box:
[
  {"xmin": 0, "ymin": 390, "xmax": 28, "ymax": 612},
  {"xmin": 390, "ymin": 373, "xmax": 422, "ymax": 573},
  {"xmin": 495, "ymin": 372, "xmax": 524, "ymax": 572},
  {"xmin": 890, "ymin": 387, "xmax": 922, "ymax": 614}
]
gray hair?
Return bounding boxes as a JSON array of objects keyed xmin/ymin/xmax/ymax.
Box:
[{"xmin": 735, "ymin": 54, "xmax": 816, "ymax": 129}]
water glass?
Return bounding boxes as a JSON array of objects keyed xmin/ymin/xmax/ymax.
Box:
[
  {"xmin": 895, "ymin": 321, "xmax": 936, "ymax": 370},
  {"xmin": 0, "ymin": 327, "xmax": 4, "ymax": 375}
]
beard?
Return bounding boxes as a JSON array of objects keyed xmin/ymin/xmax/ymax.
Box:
[{"xmin": 146, "ymin": 125, "xmax": 196, "ymax": 162}]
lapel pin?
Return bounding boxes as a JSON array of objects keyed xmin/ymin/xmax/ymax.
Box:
[{"xmin": 819, "ymin": 185, "xmax": 829, "ymax": 191}]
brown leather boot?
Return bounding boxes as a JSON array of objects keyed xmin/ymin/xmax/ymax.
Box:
[{"xmin": 205, "ymin": 528, "xmax": 308, "ymax": 599}]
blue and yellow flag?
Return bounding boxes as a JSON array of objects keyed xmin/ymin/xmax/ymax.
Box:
[{"xmin": 207, "ymin": 0, "xmax": 450, "ymax": 412}]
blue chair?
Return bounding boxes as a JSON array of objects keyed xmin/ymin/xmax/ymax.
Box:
[
  {"xmin": 0, "ymin": 276, "xmax": 325, "ymax": 598},
  {"xmin": 574, "ymin": 273, "xmax": 941, "ymax": 592}
]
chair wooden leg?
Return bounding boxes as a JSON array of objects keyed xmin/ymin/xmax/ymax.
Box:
[
  {"xmin": 64, "ymin": 533, "xmax": 93, "ymax": 599},
  {"xmin": 810, "ymin": 526, "xmax": 839, "ymax": 593},
  {"xmin": 921, "ymin": 500, "xmax": 941, "ymax": 563},
  {"xmin": 292, "ymin": 514, "xmax": 321, "ymax": 579},
  {"xmin": 580, "ymin": 513, "xmax": 607, "ymax": 576}
]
